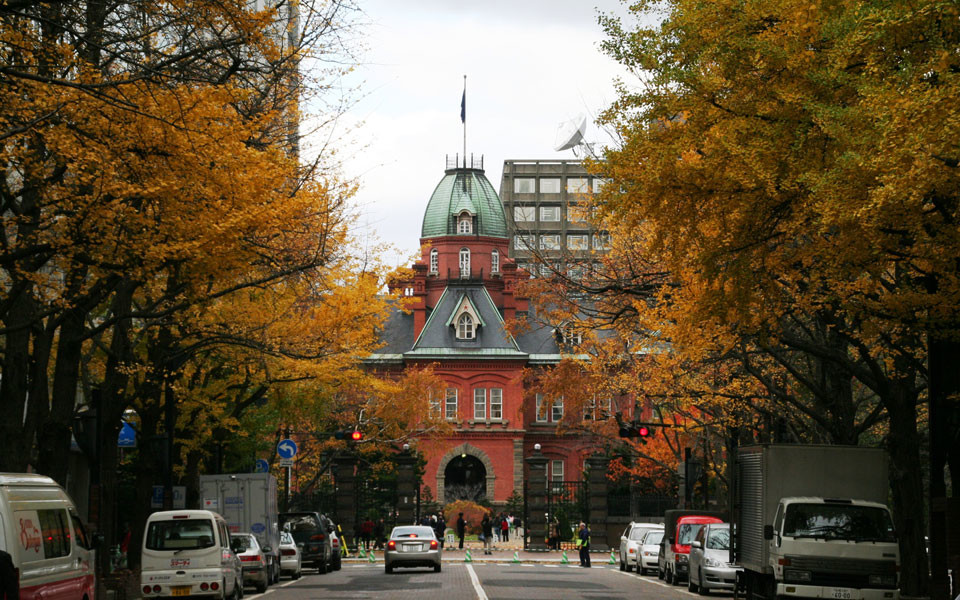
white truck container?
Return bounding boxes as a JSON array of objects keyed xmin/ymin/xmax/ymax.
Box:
[
  {"xmin": 735, "ymin": 444, "xmax": 900, "ymax": 600},
  {"xmin": 199, "ymin": 473, "xmax": 281, "ymax": 585}
]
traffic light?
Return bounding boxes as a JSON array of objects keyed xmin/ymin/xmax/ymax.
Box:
[
  {"xmin": 333, "ymin": 429, "xmax": 363, "ymax": 442},
  {"xmin": 619, "ymin": 422, "xmax": 654, "ymax": 443},
  {"xmin": 350, "ymin": 430, "xmax": 363, "ymax": 441}
]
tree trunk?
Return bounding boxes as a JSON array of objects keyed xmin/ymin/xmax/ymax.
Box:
[{"xmin": 0, "ymin": 294, "xmax": 36, "ymax": 472}]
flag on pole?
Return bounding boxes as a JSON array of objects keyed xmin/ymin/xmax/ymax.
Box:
[{"xmin": 460, "ymin": 89, "xmax": 466, "ymax": 123}]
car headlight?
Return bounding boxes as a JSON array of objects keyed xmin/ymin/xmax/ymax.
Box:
[
  {"xmin": 704, "ymin": 557, "xmax": 723, "ymax": 567},
  {"xmin": 783, "ymin": 568, "xmax": 813, "ymax": 583},
  {"xmin": 868, "ymin": 574, "xmax": 896, "ymax": 586}
]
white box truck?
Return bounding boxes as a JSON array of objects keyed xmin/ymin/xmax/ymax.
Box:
[
  {"xmin": 199, "ymin": 473, "xmax": 281, "ymax": 585},
  {"xmin": 734, "ymin": 444, "xmax": 900, "ymax": 600}
]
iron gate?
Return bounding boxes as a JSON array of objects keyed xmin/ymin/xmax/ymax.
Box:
[{"xmin": 523, "ymin": 480, "xmax": 588, "ymax": 549}]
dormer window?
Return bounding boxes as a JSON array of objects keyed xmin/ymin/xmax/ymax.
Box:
[
  {"xmin": 429, "ymin": 248, "xmax": 438, "ymax": 274},
  {"xmin": 491, "ymin": 249, "xmax": 500, "ymax": 274},
  {"xmin": 458, "ymin": 212, "xmax": 473, "ymax": 234},
  {"xmin": 457, "ymin": 313, "xmax": 475, "ymax": 339},
  {"xmin": 459, "ymin": 248, "xmax": 470, "ymax": 278}
]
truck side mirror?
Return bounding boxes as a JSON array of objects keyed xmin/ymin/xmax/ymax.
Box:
[
  {"xmin": 763, "ymin": 525, "xmax": 774, "ymax": 540},
  {"xmin": 691, "ymin": 541, "xmax": 701, "ymax": 549}
]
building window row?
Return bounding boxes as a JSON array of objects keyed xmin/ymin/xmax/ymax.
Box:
[
  {"xmin": 513, "ymin": 234, "xmax": 610, "ymax": 251},
  {"xmin": 535, "ymin": 393, "xmax": 564, "ymax": 423},
  {"xmin": 429, "ymin": 248, "xmax": 499, "ymax": 276},
  {"xmin": 512, "ymin": 177, "xmax": 606, "ymax": 195},
  {"xmin": 439, "ymin": 388, "xmax": 503, "ymax": 421}
]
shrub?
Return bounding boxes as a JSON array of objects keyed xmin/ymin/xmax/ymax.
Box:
[{"xmin": 443, "ymin": 500, "xmax": 491, "ymax": 535}]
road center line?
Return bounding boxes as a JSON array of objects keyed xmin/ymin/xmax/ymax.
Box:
[{"xmin": 465, "ymin": 563, "xmax": 489, "ymax": 600}]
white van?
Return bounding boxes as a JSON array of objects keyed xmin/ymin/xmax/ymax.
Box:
[
  {"xmin": 141, "ymin": 509, "xmax": 242, "ymax": 599},
  {"xmin": 0, "ymin": 472, "xmax": 96, "ymax": 600}
]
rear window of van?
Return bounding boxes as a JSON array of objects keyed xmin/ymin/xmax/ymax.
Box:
[{"xmin": 146, "ymin": 519, "xmax": 216, "ymax": 551}]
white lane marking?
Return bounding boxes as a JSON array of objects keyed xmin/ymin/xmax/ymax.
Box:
[
  {"xmin": 278, "ymin": 579, "xmax": 299, "ymax": 587},
  {"xmin": 465, "ymin": 564, "xmax": 489, "ymax": 600}
]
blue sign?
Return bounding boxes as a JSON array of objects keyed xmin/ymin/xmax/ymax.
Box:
[
  {"xmin": 277, "ymin": 439, "xmax": 298, "ymax": 459},
  {"xmin": 151, "ymin": 485, "xmax": 164, "ymax": 509},
  {"xmin": 118, "ymin": 421, "xmax": 136, "ymax": 448},
  {"xmin": 254, "ymin": 459, "xmax": 269, "ymax": 473},
  {"xmin": 251, "ymin": 522, "xmax": 266, "ymax": 534},
  {"xmin": 225, "ymin": 496, "xmax": 243, "ymax": 507}
]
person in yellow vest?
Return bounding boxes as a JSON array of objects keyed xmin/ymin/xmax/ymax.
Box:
[{"xmin": 577, "ymin": 522, "xmax": 591, "ymax": 567}]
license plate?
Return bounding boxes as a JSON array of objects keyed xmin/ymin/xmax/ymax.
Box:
[
  {"xmin": 171, "ymin": 586, "xmax": 191, "ymax": 597},
  {"xmin": 828, "ymin": 588, "xmax": 854, "ymax": 599},
  {"xmin": 404, "ymin": 544, "xmax": 422, "ymax": 552}
]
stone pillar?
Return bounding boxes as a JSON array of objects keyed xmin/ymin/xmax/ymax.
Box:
[
  {"xmin": 525, "ymin": 448, "xmax": 549, "ymax": 550},
  {"xmin": 333, "ymin": 454, "xmax": 357, "ymax": 551},
  {"xmin": 585, "ymin": 454, "xmax": 610, "ymax": 551},
  {"xmin": 513, "ymin": 439, "xmax": 524, "ymax": 494},
  {"xmin": 395, "ymin": 451, "xmax": 417, "ymax": 526}
]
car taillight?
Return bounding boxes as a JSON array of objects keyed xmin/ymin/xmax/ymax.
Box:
[
  {"xmin": 628, "ymin": 548, "xmax": 635, "ymax": 553},
  {"xmin": 153, "ymin": 585, "xmax": 161, "ymax": 593},
  {"xmin": 387, "ymin": 541, "xmax": 396, "ymax": 550},
  {"xmin": 430, "ymin": 540, "xmax": 438, "ymax": 550},
  {"xmin": 143, "ymin": 586, "xmax": 152, "ymax": 595},
  {"xmin": 241, "ymin": 555, "xmax": 261, "ymax": 562},
  {"xmin": 200, "ymin": 583, "xmax": 209, "ymax": 591},
  {"xmin": 281, "ymin": 549, "xmax": 297, "ymax": 556},
  {"xmin": 211, "ymin": 582, "xmax": 219, "ymax": 591},
  {"xmin": 310, "ymin": 534, "xmax": 326, "ymax": 541}
]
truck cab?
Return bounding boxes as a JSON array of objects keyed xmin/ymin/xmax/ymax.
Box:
[{"xmin": 765, "ymin": 497, "xmax": 899, "ymax": 599}]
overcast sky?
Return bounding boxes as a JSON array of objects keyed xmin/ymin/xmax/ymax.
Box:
[{"xmin": 310, "ymin": 0, "xmax": 636, "ymax": 264}]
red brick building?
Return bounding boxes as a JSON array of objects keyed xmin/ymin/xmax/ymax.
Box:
[{"xmin": 367, "ymin": 157, "xmax": 613, "ymax": 506}]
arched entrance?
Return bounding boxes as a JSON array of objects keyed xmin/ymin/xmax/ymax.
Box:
[
  {"xmin": 444, "ymin": 454, "xmax": 486, "ymax": 502},
  {"xmin": 436, "ymin": 443, "xmax": 496, "ymax": 503}
]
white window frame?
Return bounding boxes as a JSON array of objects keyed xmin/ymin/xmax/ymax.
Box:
[
  {"xmin": 567, "ymin": 234, "xmax": 588, "ymax": 250},
  {"xmin": 429, "ymin": 392, "xmax": 441, "ymax": 418},
  {"xmin": 540, "ymin": 178, "xmax": 561, "ymax": 193},
  {"xmin": 539, "ymin": 206, "xmax": 561, "ymax": 222},
  {"xmin": 445, "ymin": 388, "xmax": 458, "ymax": 420},
  {"xmin": 491, "ymin": 249, "xmax": 499, "ymax": 274},
  {"xmin": 457, "ymin": 313, "xmax": 475, "ymax": 339},
  {"xmin": 474, "ymin": 388, "xmax": 486, "ymax": 420},
  {"xmin": 429, "ymin": 248, "xmax": 438, "ymax": 274},
  {"xmin": 515, "ymin": 235, "xmax": 535, "ymax": 250},
  {"xmin": 552, "ymin": 396, "xmax": 564, "ymax": 422},
  {"xmin": 583, "ymin": 396, "xmax": 596, "ymax": 420},
  {"xmin": 513, "ymin": 206, "xmax": 535, "ymax": 222},
  {"xmin": 459, "ymin": 247, "xmax": 470, "ymax": 277},
  {"xmin": 514, "ymin": 178, "xmax": 536, "ymax": 193},
  {"xmin": 592, "ymin": 178, "xmax": 607, "ymax": 193},
  {"xmin": 490, "ymin": 388, "xmax": 502, "ymax": 421},
  {"xmin": 566, "ymin": 177, "xmax": 590, "ymax": 193},
  {"xmin": 539, "ymin": 234, "xmax": 560, "ymax": 251},
  {"xmin": 592, "ymin": 233, "xmax": 611, "ymax": 250},
  {"xmin": 458, "ymin": 215, "xmax": 472, "ymax": 234},
  {"xmin": 551, "ymin": 459, "xmax": 564, "ymax": 482},
  {"xmin": 535, "ymin": 394, "xmax": 547, "ymax": 423}
]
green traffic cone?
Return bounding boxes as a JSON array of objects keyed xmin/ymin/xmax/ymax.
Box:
[
  {"xmin": 368, "ymin": 550, "xmax": 375, "ymax": 563},
  {"xmin": 357, "ymin": 546, "xmax": 366, "ymax": 559},
  {"xmin": 561, "ymin": 551, "xmax": 569, "ymax": 564},
  {"xmin": 464, "ymin": 549, "xmax": 473, "ymax": 563},
  {"xmin": 608, "ymin": 550, "xmax": 616, "ymax": 564},
  {"xmin": 512, "ymin": 551, "xmax": 520, "ymax": 564}
]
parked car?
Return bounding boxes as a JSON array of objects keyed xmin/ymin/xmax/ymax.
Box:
[
  {"xmin": 384, "ymin": 526, "xmax": 442, "ymax": 574},
  {"xmin": 231, "ymin": 533, "xmax": 270, "ymax": 593},
  {"xmin": 688, "ymin": 523, "xmax": 740, "ymax": 595},
  {"xmin": 278, "ymin": 531, "xmax": 301, "ymax": 579},
  {"xmin": 619, "ymin": 522, "xmax": 662, "ymax": 572},
  {"xmin": 279, "ymin": 512, "xmax": 333, "ymax": 573},
  {"xmin": 662, "ymin": 513, "xmax": 725, "ymax": 584},
  {"xmin": 0, "ymin": 473, "xmax": 97, "ymax": 600},
  {"xmin": 320, "ymin": 514, "xmax": 342, "ymax": 571},
  {"xmin": 141, "ymin": 509, "xmax": 242, "ymax": 599},
  {"xmin": 638, "ymin": 529, "xmax": 664, "ymax": 576}
]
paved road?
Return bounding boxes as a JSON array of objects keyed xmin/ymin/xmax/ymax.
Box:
[{"xmin": 240, "ymin": 562, "xmax": 737, "ymax": 600}]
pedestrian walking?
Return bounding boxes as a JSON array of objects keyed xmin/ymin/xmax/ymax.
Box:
[
  {"xmin": 360, "ymin": 517, "xmax": 374, "ymax": 549},
  {"xmin": 434, "ymin": 514, "xmax": 446, "ymax": 549},
  {"xmin": 577, "ymin": 522, "xmax": 591, "ymax": 567},
  {"xmin": 500, "ymin": 515, "xmax": 509, "ymax": 542},
  {"xmin": 456, "ymin": 512, "xmax": 466, "ymax": 550},
  {"xmin": 481, "ymin": 515, "xmax": 494, "ymax": 555},
  {"xmin": 549, "ymin": 518, "xmax": 561, "ymax": 550},
  {"xmin": 373, "ymin": 518, "xmax": 385, "ymax": 550},
  {"xmin": 0, "ymin": 549, "xmax": 18, "ymax": 600}
]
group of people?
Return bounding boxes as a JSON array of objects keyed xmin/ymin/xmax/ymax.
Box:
[
  {"xmin": 418, "ymin": 513, "xmax": 448, "ymax": 548},
  {"xmin": 357, "ymin": 517, "xmax": 387, "ymax": 550}
]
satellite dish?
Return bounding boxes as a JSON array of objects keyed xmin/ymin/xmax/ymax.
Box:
[{"xmin": 554, "ymin": 114, "xmax": 587, "ymax": 152}]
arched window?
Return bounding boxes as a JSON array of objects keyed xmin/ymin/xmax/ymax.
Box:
[
  {"xmin": 459, "ymin": 248, "xmax": 470, "ymax": 278},
  {"xmin": 457, "ymin": 313, "xmax": 475, "ymax": 339},
  {"xmin": 458, "ymin": 215, "xmax": 472, "ymax": 234},
  {"xmin": 429, "ymin": 248, "xmax": 438, "ymax": 274},
  {"xmin": 491, "ymin": 249, "xmax": 500, "ymax": 274}
]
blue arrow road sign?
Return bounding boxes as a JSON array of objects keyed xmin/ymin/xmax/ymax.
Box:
[
  {"xmin": 277, "ymin": 439, "xmax": 298, "ymax": 459},
  {"xmin": 118, "ymin": 421, "xmax": 136, "ymax": 448},
  {"xmin": 254, "ymin": 459, "xmax": 269, "ymax": 473}
]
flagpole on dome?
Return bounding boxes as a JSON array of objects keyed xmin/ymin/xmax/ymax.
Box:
[{"xmin": 461, "ymin": 74, "xmax": 466, "ymax": 168}]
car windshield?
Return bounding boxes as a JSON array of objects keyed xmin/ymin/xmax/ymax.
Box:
[
  {"xmin": 145, "ymin": 519, "xmax": 216, "ymax": 551},
  {"xmin": 280, "ymin": 513, "xmax": 323, "ymax": 544},
  {"xmin": 231, "ymin": 535, "xmax": 257, "ymax": 551},
  {"xmin": 783, "ymin": 503, "xmax": 896, "ymax": 542},
  {"xmin": 677, "ymin": 523, "xmax": 705, "ymax": 545},
  {"xmin": 391, "ymin": 526, "xmax": 435, "ymax": 539},
  {"xmin": 280, "ymin": 532, "xmax": 294, "ymax": 545},
  {"xmin": 643, "ymin": 530, "xmax": 664, "ymax": 545},
  {"xmin": 706, "ymin": 528, "xmax": 730, "ymax": 550},
  {"xmin": 631, "ymin": 527, "xmax": 659, "ymax": 541}
]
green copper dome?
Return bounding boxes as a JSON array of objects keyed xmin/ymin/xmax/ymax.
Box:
[{"xmin": 421, "ymin": 168, "xmax": 508, "ymax": 239}]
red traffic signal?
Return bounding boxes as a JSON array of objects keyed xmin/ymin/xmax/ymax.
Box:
[
  {"xmin": 638, "ymin": 426, "xmax": 650, "ymax": 437},
  {"xmin": 619, "ymin": 423, "xmax": 655, "ymax": 442},
  {"xmin": 350, "ymin": 430, "xmax": 363, "ymax": 441}
]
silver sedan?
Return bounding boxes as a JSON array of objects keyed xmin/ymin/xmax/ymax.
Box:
[{"xmin": 384, "ymin": 526, "xmax": 442, "ymax": 573}]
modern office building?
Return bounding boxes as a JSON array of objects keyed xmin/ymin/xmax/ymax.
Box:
[{"xmin": 498, "ymin": 159, "xmax": 610, "ymax": 278}]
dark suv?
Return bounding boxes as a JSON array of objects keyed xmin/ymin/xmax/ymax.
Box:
[{"xmin": 279, "ymin": 512, "xmax": 333, "ymax": 573}]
